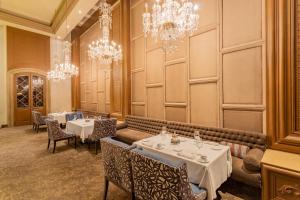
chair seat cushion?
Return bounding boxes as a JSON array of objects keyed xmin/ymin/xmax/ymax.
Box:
[
  {"xmin": 116, "ymin": 128, "xmax": 153, "ymax": 144},
  {"xmin": 231, "ymin": 156, "xmax": 261, "ymax": 188},
  {"xmin": 190, "ymin": 183, "xmax": 207, "ymax": 200}
]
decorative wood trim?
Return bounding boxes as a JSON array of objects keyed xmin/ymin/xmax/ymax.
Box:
[{"xmin": 266, "ymin": 0, "xmax": 300, "ymax": 153}]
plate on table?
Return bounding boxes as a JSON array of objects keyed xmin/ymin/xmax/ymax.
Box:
[
  {"xmin": 198, "ymin": 158, "xmax": 209, "ymax": 163},
  {"xmin": 155, "ymin": 144, "xmax": 165, "ymax": 150}
]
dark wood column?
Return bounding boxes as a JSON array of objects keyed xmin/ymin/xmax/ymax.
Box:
[{"xmin": 120, "ymin": 0, "xmax": 131, "ymax": 118}]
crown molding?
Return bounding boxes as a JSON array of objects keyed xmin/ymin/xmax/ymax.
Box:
[{"xmin": 0, "ymin": 0, "xmax": 78, "ymax": 35}]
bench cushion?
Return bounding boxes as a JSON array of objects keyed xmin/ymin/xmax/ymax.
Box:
[
  {"xmin": 231, "ymin": 156, "xmax": 261, "ymax": 188},
  {"xmin": 116, "ymin": 128, "xmax": 153, "ymax": 144}
]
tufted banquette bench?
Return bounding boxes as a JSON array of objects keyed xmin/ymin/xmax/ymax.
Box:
[{"xmin": 116, "ymin": 115, "xmax": 267, "ymax": 188}]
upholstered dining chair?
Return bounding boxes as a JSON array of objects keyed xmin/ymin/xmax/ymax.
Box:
[
  {"xmin": 100, "ymin": 137, "xmax": 136, "ymax": 200},
  {"xmin": 76, "ymin": 111, "xmax": 84, "ymax": 119},
  {"xmin": 87, "ymin": 118, "xmax": 117, "ymax": 154},
  {"xmin": 130, "ymin": 149, "xmax": 207, "ymax": 200},
  {"xmin": 65, "ymin": 112, "xmax": 78, "ymax": 122},
  {"xmin": 46, "ymin": 119, "xmax": 77, "ymax": 153},
  {"xmin": 34, "ymin": 111, "xmax": 49, "ymax": 133}
]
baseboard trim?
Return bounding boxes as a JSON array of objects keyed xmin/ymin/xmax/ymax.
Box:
[{"xmin": 1, "ymin": 124, "xmax": 8, "ymax": 128}]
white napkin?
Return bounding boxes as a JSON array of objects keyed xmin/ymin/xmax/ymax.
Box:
[
  {"xmin": 177, "ymin": 152, "xmax": 195, "ymax": 160},
  {"xmin": 142, "ymin": 141, "xmax": 154, "ymax": 148}
]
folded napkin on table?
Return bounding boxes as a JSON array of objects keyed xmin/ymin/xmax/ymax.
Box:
[{"xmin": 177, "ymin": 152, "xmax": 195, "ymax": 160}]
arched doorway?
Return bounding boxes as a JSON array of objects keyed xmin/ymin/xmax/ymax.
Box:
[{"xmin": 13, "ymin": 72, "xmax": 47, "ymax": 126}]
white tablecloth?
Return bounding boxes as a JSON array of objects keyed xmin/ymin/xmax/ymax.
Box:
[
  {"xmin": 48, "ymin": 112, "xmax": 72, "ymax": 124},
  {"xmin": 66, "ymin": 119, "xmax": 94, "ymax": 142},
  {"xmin": 134, "ymin": 134, "xmax": 232, "ymax": 200}
]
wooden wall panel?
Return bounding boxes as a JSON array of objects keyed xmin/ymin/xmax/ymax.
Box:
[
  {"xmin": 146, "ymin": 48, "xmax": 164, "ymax": 84},
  {"xmin": 165, "ymin": 107, "xmax": 187, "ymax": 122},
  {"xmin": 130, "ymin": 0, "xmax": 266, "ymax": 133},
  {"xmin": 132, "ymin": 37, "xmax": 145, "ymax": 69},
  {"xmin": 147, "ymin": 87, "xmax": 164, "ymax": 119},
  {"xmin": 196, "ymin": 0, "xmax": 218, "ymax": 28},
  {"xmin": 223, "ymin": 110, "xmax": 263, "ymax": 132},
  {"xmin": 7, "ymin": 26, "xmax": 50, "ymax": 71},
  {"xmin": 132, "ymin": 104, "xmax": 145, "ymax": 116},
  {"xmin": 132, "ymin": 71, "xmax": 145, "ymax": 102},
  {"xmin": 190, "ymin": 29, "xmax": 218, "ymax": 79},
  {"xmin": 165, "ymin": 63, "xmax": 186, "ymax": 103},
  {"xmin": 131, "ymin": 1, "xmax": 144, "ymax": 38},
  {"xmin": 223, "ymin": 47, "xmax": 262, "ymax": 104},
  {"xmin": 222, "ymin": 0, "xmax": 262, "ymax": 48},
  {"xmin": 190, "ymin": 83, "xmax": 218, "ymax": 126}
]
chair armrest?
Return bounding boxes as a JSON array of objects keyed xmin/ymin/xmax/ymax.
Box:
[
  {"xmin": 116, "ymin": 122, "xmax": 128, "ymax": 130},
  {"xmin": 243, "ymin": 148, "xmax": 264, "ymax": 172}
]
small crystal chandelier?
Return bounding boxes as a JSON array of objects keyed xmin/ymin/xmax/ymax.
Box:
[
  {"xmin": 47, "ymin": 41, "xmax": 78, "ymax": 81},
  {"xmin": 88, "ymin": 0, "xmax": 122, "ymax": 64},
  {"xmin": 56, "ymin": 41, "xmax": 79, "ymax": 78},
  {"xmin": 47, "ymin": 68, "xmax": 66, "ymax": 82},
  {"xmin": 32, "ymin": 78, "xmax": 44, "ymax": 86},
  {"xmin": 143, "ymin": 0, "xmax": 199, "ymax": 52}
]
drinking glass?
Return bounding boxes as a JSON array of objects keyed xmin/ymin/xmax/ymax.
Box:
[
  {"xmin": 194, "ymin": 130, "xmax": 203, "ymax": 149},
  {"xmin": 161, "ymin": 126, "xmax": 167, "ymax": 136}
]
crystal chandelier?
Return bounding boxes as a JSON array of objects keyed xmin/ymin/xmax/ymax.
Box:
[
  {"xmin": 32, "ymin": 78, "xmax": 44, "ymax": 86},
  {"xmin": 88, "ymin": 0, "xmax": 122, "ymax": 64},
  {"xmin": 56, "ymin": 41, "xmax": 79, "ymax": 78},
  {"xmin": 47, "ymin": 41, "xmax": 78, "ymax": 81},
  {"xmin": 143, "ymin": 0, "xmax": 199, "ymax": 52},
  {"xmin": 47, "ymin": 68, "xmax": 66, "ymax": 82}
]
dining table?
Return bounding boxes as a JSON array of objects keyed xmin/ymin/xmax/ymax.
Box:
[
  {"xmin": 134, "ymin": 134, "xmax": 232, "ymax": 200},
  {"xmin": 48, "ymin": 112, "xmax": 73, "ymax": 124},
  {"xmin": 66, "ymin": 119, "xmax": 95, "ymax": 142}
]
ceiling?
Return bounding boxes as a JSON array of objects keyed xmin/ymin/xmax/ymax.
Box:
[{"xmin": 0, "ymin": 0, "xmax": 64, "ymax": 25}]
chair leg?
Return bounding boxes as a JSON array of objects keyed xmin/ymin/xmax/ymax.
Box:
[
  {"xmin": 88, "ymin": 140, "xmax": 91, "ymax": 149},
  {"xmin": 68, "ymin": 138, "xmax": 70, "ymax": 144},
  {"xmin": 103, "ymin": 178, "xmax": 109, "ymax": 200},
  {"xmin": 130, "ymin": 192, "xmax": 135, "ymax": 200},
  {"xmin": 74, "ymin": 137, "xmax": 77, "ymax": 149},
  {"xmin": 53, "ymin": 141, "xmax": 56, "ymax": 153},
  {"xmin": 95, "ymin": 141, "xmax": 98, "ymax": 155},
  {"xmin": 47, "ymin": 139, "xmax": 50, "ymax": 149},
  {"xmin": 36, "ymin": 125, "xmax": 39, "ymax": 133}
]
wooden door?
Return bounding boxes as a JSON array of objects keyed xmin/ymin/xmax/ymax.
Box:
[{"xmin": 14, "ymin": 73, "xmax": 46, "ymax": 126}]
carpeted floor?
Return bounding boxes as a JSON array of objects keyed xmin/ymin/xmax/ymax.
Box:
[{"xmin": 0, "ymin": 126, "xmax": 261, "ymax": 200}]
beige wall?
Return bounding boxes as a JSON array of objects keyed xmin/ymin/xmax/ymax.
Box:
[
  {"xmin": 130, "ymin": 0, "xmax": 266, "ymax": 133},
  {"xmin": 49, "ymin": 38, "xmax": 72, "ymax": 113},
  {"xmin": 0, "ymin": 25, "xmax": 8, "ymax": 126}
]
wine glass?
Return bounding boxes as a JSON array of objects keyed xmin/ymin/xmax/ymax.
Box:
[
  {"xmin": 194, "ymin": 130, "xmax": 203, "ymax": 149},
  {"xmin": 160, "ymin": 126, "xmax": 167, "ymax": 136}
]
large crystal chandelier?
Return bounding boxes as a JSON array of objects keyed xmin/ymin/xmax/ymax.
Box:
[
  {"xmin": 143, "ymin": 0, "xmax": 199, "ymax": 52},
  {"xmin": 88, "ymin": 0, "xmax": 122, "ymax": 64}
]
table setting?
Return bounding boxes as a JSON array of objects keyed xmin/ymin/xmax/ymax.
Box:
[{"xmin": 134, "ymin": 128, "xmax": 232, "ymax": 200}]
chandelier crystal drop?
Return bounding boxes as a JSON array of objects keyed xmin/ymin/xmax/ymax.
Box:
[
  {"xmin": 88, "ymin": 0, "xmax": 122, "ymax": 64},
  {"xmin": 143, "ymin": 0, "xmax": 199, "ymax": 52}
]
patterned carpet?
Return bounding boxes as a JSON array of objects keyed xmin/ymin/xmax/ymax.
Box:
[{"xmin": 0, "ymin": 126, "xmax": 261, "ymax": 200}]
